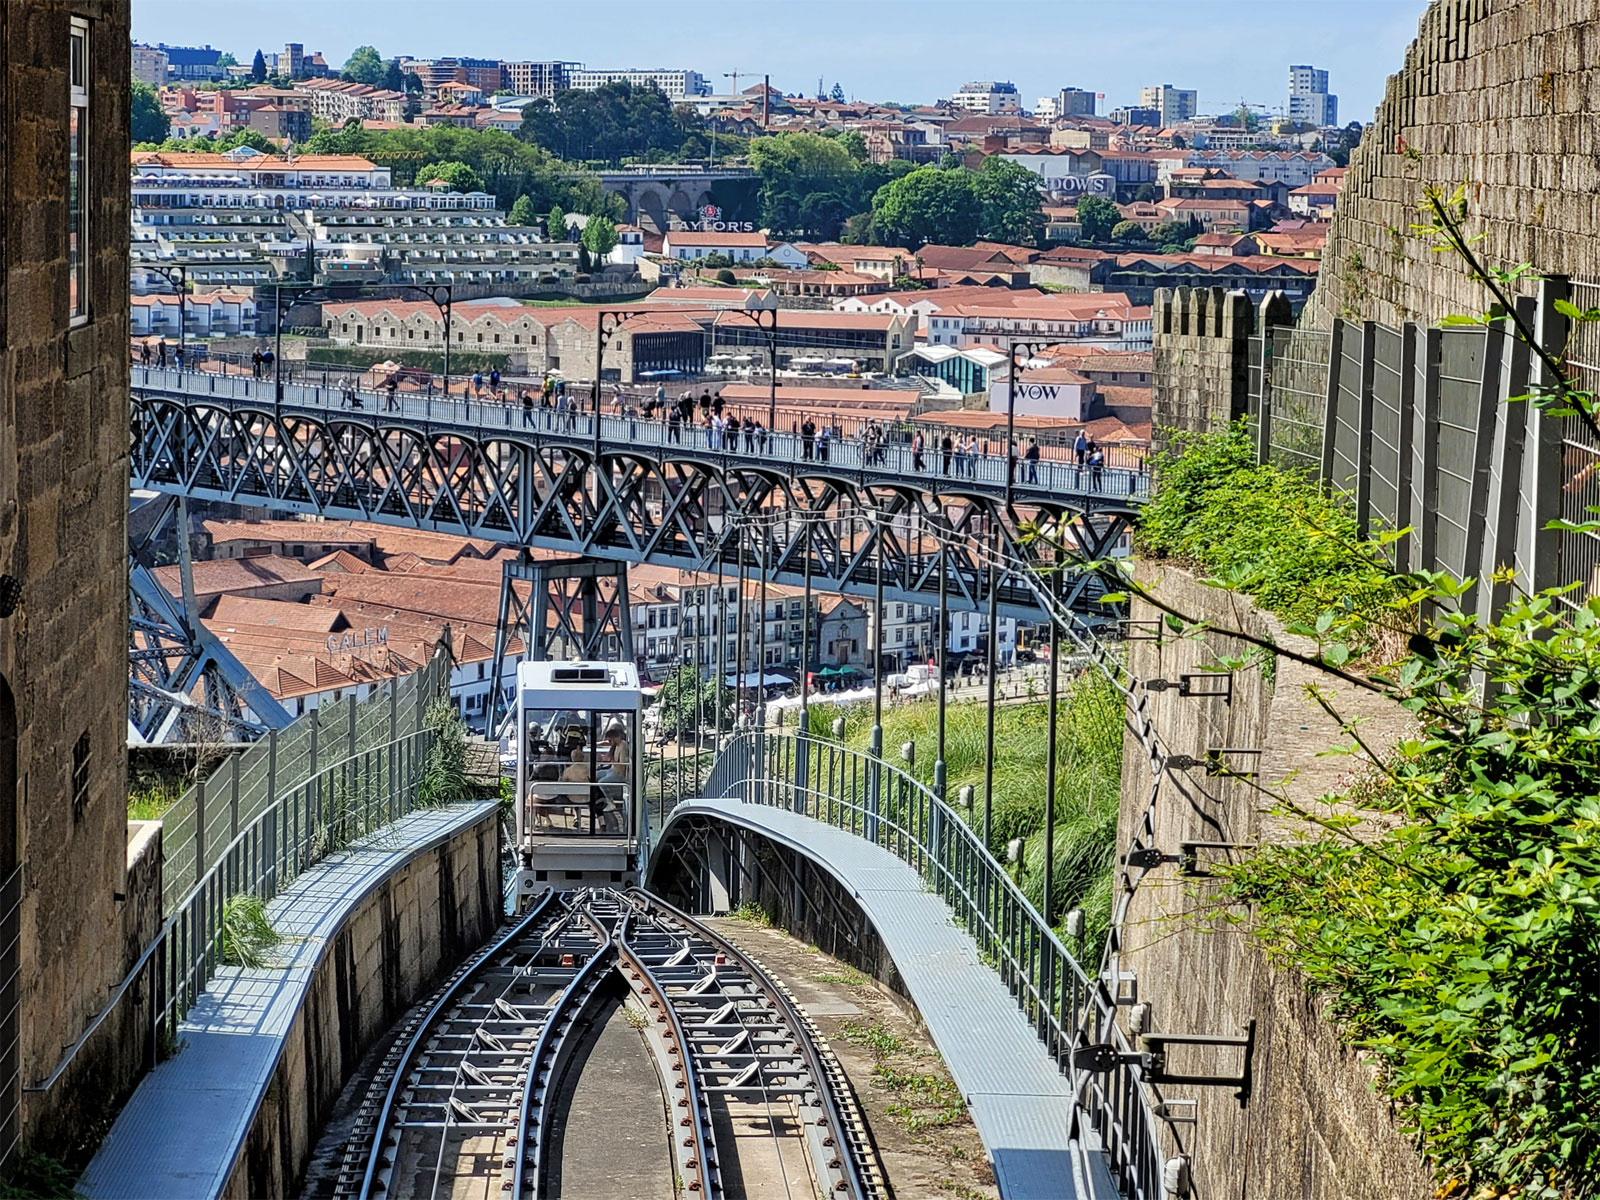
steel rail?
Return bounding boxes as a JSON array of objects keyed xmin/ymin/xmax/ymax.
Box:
[
  {"xmin": 615, "ymin": 902, "xmax": 722, "ymax": 1198},
  {"xmin": 354, "ymin": 890, "xmax": 574, "ymax": 1199},
  {"xmin": 620, "ymin": 888, "xmax": 870, "ymax": 1200},
  {"xmin": 508, "ymin": 896, "xmax": 622, "ymax": 1200}
]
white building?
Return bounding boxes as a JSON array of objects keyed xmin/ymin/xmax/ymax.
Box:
[
  {"xmin": 131, "ymin": 44, "xmax": 169, "ymax": 87},
  {"xmin": 1288, "ymin": 64, "xmax": 1338, "ymax": 126},
  {"xmin": 949, "ymin": 80, "xmax": 1021, "ymax": 115},
  {"xmin": 566, "ymin": 67, "xmax": 708, "ymax": 98},
  {"xmin": 130, "ymin": 291, "xmax": 259, "ymax": 338},
  {"xmin": 609, "ymin": 224, "xmax": 648, "ymax": 267},
  {"xmin": 988, "ymin": 366, "xmax": 1095, "ymax": 420},
  {"xmin": 661, "ymin": 231, "xmax": 808, "ymax": 267},
  {"xmin": 1139, "ymin": 84, "xmax": 1197, "ymax": 126}
]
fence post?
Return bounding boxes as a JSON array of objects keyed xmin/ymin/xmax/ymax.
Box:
[
  {"xmin": 1255, "ymin": 329, "xmax": 1273, "ymax": 466},
  {"xmin": 1393, "ymin": 324, "xmax": 1419, "ymax": 572},
  {"xmin": 1524, "ymin": 277, "xmax": 1571, "ymax": 594},
  {"xmin": 347, "ymin": 691, "xmax": 358, "ymax": 760},
  {"xmin": 1461, "ymin": 323, "xmax": 1509, "ymax": 618},
  {"xmin": 229, "ymin": 753, "xmax": 240, "ymax": 844},
  {"xmin": 193, "ymin": 779, "xmax": 207, "ymax": 890},
  {"xmin": 1414, "ymin": 328, "xmax": 1442, "ymax": 579},
  {"xmin": 309, "ymin": 705, "xmax": 320, "ymax": 777},
  {"xmin": 1353, "ymin": 321, "xmax": 1378, "ymax": 538},
  {"xmin": 1320, "ymin": 318, "xmax": 1345, "ymax": 486}
]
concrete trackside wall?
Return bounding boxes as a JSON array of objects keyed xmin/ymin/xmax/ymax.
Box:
[
  {"xmin": 225, "ymin": 807, "xmax": 499, "ymax": 1200},
  {"xmin": 1118, "ymin": 563, "xmax": 1432, "ymax": 1199}
]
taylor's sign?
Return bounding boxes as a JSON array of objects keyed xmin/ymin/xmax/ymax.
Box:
[
  {"xmin": 327, "ymin": 627, "xmax": 389, "ymax": 654},
  {"xmin": 668, "ymin": 203, "xmax": 756, "ymax": 233}
]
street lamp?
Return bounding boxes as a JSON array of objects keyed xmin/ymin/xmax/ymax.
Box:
[
  {"xmin": 712, "ymin": 290, "xmax": 781, "ymax": 430},
  {"xmin": 272, "ymin": 282, "xmax": 452, "ymax": 405},
  {"xmin": 159, "ymin": 264, "xmax": 187, "ymax": 367}
]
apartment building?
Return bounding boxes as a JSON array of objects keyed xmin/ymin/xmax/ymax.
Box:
[
  {"xmin": 1288, "ymin": 64, "xmax": 1338, "ymax": 126},
  {"xmin": 949, "ymin": 81, "xmax": 1021, "ymax": 115},
  {"xmin": 1139, "ymin": 84, "xmax": 1197, "ymax": 126},
  {"xmin": 566, "ymin": 67, "xmax": 709, "ymax": 97},
  {"xmin": 301, "ymin": 78, "xmax": 410, "ymax": 124},
  {"xmin": 503, "ymin": 61, "xmax": 576, "ymax": 97}
]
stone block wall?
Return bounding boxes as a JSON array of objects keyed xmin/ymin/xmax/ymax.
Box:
[
  {"xmin": 227, "ymin": 807, "xmax": 500, "ymax": 1199},
  {"xmin": 1117, "ymin": 564, "xmax": 1433, "ymax": 1198},
  {"xmin": 1150, "ymin": 287, "xmax": 1290, "ymax": 452},
  {"xmin": 1307, "ymin": 0, "xmax": 1600, "ymax": 327},
  {"xmin": 2, "ymin": 0, "xmax": 140, "ymax": 1150}
]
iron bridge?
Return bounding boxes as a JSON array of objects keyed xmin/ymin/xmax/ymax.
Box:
[{"xmin": 130, "ymin": 367, "xmax": 1146, "ymax": 621}]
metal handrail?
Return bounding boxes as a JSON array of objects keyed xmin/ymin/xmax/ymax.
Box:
[
  {"xmin": 695, "ymin": 729, "xmax": 1164, "ymax": 1199},
  {"xmin": 131, "ymin": 365, "xmax": 1152, "ymax": 502},
  {"xmin": 29, "ymin": 722, "xmax": 443, "ymax": 1097}
]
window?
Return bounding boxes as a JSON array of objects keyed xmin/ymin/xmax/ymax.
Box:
[
  {"xmin": 71, "ymin": 730, "xmax": 91, "ymax": 822},
  {"xmin": 69, "ymin": 18, "xmax": 90, "ymax": 324}
]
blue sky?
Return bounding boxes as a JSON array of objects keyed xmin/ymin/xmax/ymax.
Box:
[{"xmin": 134, "ymin": 0, "xmax": 1429, "ymax": 123}]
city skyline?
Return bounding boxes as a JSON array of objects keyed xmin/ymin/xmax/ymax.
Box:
[{"xmin": 134, "ymin": 0, "xmax": 1428, "ymax": 122}]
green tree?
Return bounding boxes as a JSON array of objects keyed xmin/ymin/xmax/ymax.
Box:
[
  {"xmin": 130, "ymin": 80, "xmax": 170, "ymax": 144},
  {"xmin": 973, "ymin": 156, "xmax": 1045, "ymax": 246},
  {"xmin": 581, "ymin": 214, "xmax": 619, "ymax": 260},
  {"xmin": 1133, "ymin": 183, "xmax": 1160, "ymax": 202},
  {"xmin": 416, "ymin": 160, "xmax": 483, "ymax": 192},
  {"xmin": 829, "ymin": 82, "xmax": 845, "ymax": 103},
  {"xmin": 871, "ymin": 166, "xmax": 980, "ymax": 248},
  {"xmin": 340, "ymin": 45, "xmax": 386, "ymax": 87},
  {"xmin": 1075, "ymin": 194, "xmax": 1120, "ymax": 242},
  {"xmin": 508, "ymin": 195, "xmax": 536, "ymax": 226},
  {"xmin": 746, "ymin": 132, "xmax": 904, "ymax": 240},
  {"xmin": 547, "ymin": 204, "xmax": 568, "ymax": 241},
  {"xmin": 1111, "ymin": 220, "xmax": 1147, "ymax": 243},
  {"xmin": 715, "ymin": 268, "xmax": 737, "ymax": 284},
  {"xmin": 250, "ymin": 49, "xmax": 266, "ymax": 83},
  {"xmin": 519, "ymin": 80, "xmax": 704, "ymax": 164},
  {"xmin": 653, "ymin": 666, "xmax": 727, "ymax": 738},
  {"xmin": 216, "ymin": 52, "xmax": 237, "ymax": 69},
  {"xmin": 841, "ymin": 210, "xmax": 879, "ymax": 245},
  {"xmin": 384, "ymin": 58, "xmax": 403, "ymax": 92}
]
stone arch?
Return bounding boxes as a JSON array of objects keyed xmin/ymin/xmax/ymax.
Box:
[
  {"xmin": 636, "ymin": 188, "xmax": 669, "ymax": 235},
  {"xmin": 693, "ymin": 190, "xmax": 715, "ymax": 215},
  {"xmin": 666, "ymin": 190, "xmax": 695, "ymax": 225}
]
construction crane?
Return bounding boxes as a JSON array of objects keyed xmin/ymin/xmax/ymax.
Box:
[{"xmin": 723, "ymin": 70, "xmax": 741, "ymax": 97}]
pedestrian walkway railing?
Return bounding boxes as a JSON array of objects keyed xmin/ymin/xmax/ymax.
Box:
[
  {"xmin": 132, "ymin": 365, "xmax": 1151, "ymax": 503},
  {"xmin": 157, "ymin": 648, "xmax": 449, "ymax": 912},
  {"xmin": 694, "ymin": 729, "xmax": 1163, "ymax": 1200},
  {"xmin": 25, "ymin": 650, "xmax": 452, "ymax": 1108}
]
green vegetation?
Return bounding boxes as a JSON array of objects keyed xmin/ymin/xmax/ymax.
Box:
[
  {"xmin": 416, "ymin": 160, "xmax": 483, "ymax": 194},
  {"xmin": 0, "ymin": 1154, "xmax": 82, "ymax": 1199},
  {"xmin": 418, "ymin": 697, "xmax": 471, "ymax": 808},
  {"xmin": 841, "ymin": 1019, "xmax": 966, "ymax": 1133},
  {"xmin": 653, "ymin": 665, "xmax": 730, "ymax": 739},
  {"xmin": 1103, "ymin": 187, "xmax": 1600, "ymax": 1197},
  {"xmin": 1074, "ymin": 194, "xmax": 1120, "ymax": 242},
  {"xmin": 130, "ymin": 80, "xmax": 169, "ymax": 144},
  {"xmin": 218, "ymin": 894, "xmax": 279, "ymax": 968},
  {"xmin": 814, "ymin": 675, "xmax": 1123, "ymax": 952},
  {"xmin": 1135, "ymin": 420, "xmax": 1398, "ymax": 638},
  {"xmin": 338, "ymin": 44, "xmax": 386, "ymax": 87},
  {"xmin": 580, "ymin": 214, "xmax": 619, "ymax": 260},
  {"xmin": 729, "ymin": 900, "xmax": 773, "ymax": 927},
  {"xmin": 746, "ymin": 132, "xmax": 910, "ymax": 242},
  {"xmin": 519, "ymin": 80, "xmax": 707, "ymax": 164},
  {"xmin": 507, "ymin": 194, "xmax": 536, "ymax": 226}
]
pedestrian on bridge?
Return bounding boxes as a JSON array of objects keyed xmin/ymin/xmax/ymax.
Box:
[
  {"xmin": 755, "ymin": 421, "xmax": 768, "ymax": 454},
  {"xmin": 959, "ymin": 435, "xmax": 976, "ymax": 477},
  {"xmin": 489, "ymin": 367, "xmax": 501, "ymax": 394},
  {"xmin": 727, "ymin": 414, "xmax": 741, "ymax": 450},
  {"xmin": 1025, "ymin": 438, "xmax": 1040, "ymax": 484},
  {"xmin": 940, "ymin": 433, "xmax": 953, "ymax": 475},
  {"xmin": 250, "ymin": 349, "xmax": 262, "ymax": 377},
  {"xmin": 800, "ymin": 418, "xmax": 817, "ymax": 461},
  {"xmin": 522, "ymin": 389, "xmax": 535, "ymax": 426},
  {"xmin": 911, "ymin": 429, "xmax": 925, "ymax": 472},
  {"xmin": 743, "ymin": 417, "xmax": 756, "ymax": 453},
  {"xmin": 667, "ymin": 406, "xmax": 682, "ymax": 443},
  {"xmin": 140, "ymin": 341, "xmax": 152, "ymax": 366},
  {"xmin": 654, "ymin": 383, "xmax": 666, "ymax": 414},
  {"xmin": 1089, "ymin": 444, "xmax": 1104, "ymax": 490},
  {"xmin": 157, "ymin": 341, "xmax": 167, "ymax": 368},
  {"xmin": 174, "ymin": 344, "xmax": 185, "ymax": 372},
  {"xmin": 472, "ymin": 371, "xmax": 484, "ymax": 397},
  {"xmin": 699, "ymin": 389, "xmax": 712, "ymax": 419},
  {"xmin": 384, "ymin": 375, "xmax": 399, "ymax": 411},
  {"xmin": 817, "ymin": 425, "xmax": 831, "ymax": 463}
]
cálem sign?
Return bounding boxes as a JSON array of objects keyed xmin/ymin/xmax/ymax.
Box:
[
  {"xmin": 668, "ymin": 203, "xmax": 755, "ymax": 233},
  {"xmin": 327, "ymin": 626, "xmax": 388, "ymax": 654}
]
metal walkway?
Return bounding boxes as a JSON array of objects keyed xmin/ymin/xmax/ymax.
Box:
[
  {"xmin": 79, "ymin": 801, "xmax": 497, "ymax": 1200},
  {"xmin": 655, "ymin": 798, "xmax": 1119, "ymax": 1200}
]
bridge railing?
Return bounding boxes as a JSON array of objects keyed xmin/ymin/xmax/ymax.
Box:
[
  {"xmin": 698, "ymin": 728, "xmax": 1164, "ymax": 1200},
  {"xmin": 156, "ymin": 646, "xmax": 451, "ymax": 913},
  {"xmin": 132, "ymin": 364, "xmax": 1152, "ymax": 502},
  {"xmin": 28, "ymin": 700, "xmax": 454, "ymax": 1108}
]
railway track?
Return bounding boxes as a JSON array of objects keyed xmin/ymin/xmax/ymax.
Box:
[{"xmin": 334, "ymin": 888, "xmax": 883, "ymax": 1200}]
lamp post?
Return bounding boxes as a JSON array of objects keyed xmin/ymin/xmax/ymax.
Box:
[
  {"xmin": 1003, "ymin": 337, "xmax": 1047, "ymax": 507},
  {"xmin": 712, "ymin": 293, "xmax": 780, "ymax": 429},
  {"xmin": 271, "ymin": 281, "xmax": 452, "ymax": 406},
  {"xmin": 159, "ymin": 264, "xmax": 188, "ymax": 368}
]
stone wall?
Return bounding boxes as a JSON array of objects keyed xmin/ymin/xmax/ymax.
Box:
[
  {"xmin": 226, "ymin": 807, "xmax": 499, "ymax": 1199},
  {"xmin": 1118, "ymin": 564, "xmax": 1433, "ymax": 1198},
  {"xmin": 1150, "ymin": 287, "xmax": 1289, "ymax": 452},
  {"xmin": 2, "ymin": 0, "xmax": 139, "ymax": 1150},
  {"xmin": 1307, "ymin": 0, "xmax": 1600, "ymax": 327}
]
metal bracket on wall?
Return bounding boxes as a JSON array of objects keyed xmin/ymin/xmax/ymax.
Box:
[
  {"xmin": 1177, "ymin": 841, "xmax": 1256, "ymax": 876},
  {"xmin": 1142, "ymin": 1019, "xmax": 1258, "ymax": 1108},
  {"xmin": 1165, "ymin": 747, "xmax": 1263, "ymax": 777},
  {"xmin": 1143, "ymin": 672, "xmax": 1233, "ymax": 702},
  {"xmin": 1119, "ymin": 619, "xmax": 1165, "ymax": 642}
]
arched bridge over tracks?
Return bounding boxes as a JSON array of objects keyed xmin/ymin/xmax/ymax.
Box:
[{"xmin": 130, "ymin": 366, "xmax": 1148, "ymax": 621}]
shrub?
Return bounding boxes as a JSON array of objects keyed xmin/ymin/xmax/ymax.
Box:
[{"xmin": 219, "ymin": 894, "xmax": 279, "ymax": 968}]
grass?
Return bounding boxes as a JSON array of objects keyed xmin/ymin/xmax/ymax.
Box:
[
  {"xmin": 810, "ymin": 967, "xmax": 869, "ymax": 988},
  {"xmin": 0, "ymin": 1155, "xmax": 81, "ymax": 1199},
  {"xmin": 839, "ymin": 1018, "xmax": 903, "ymax": 1057},
  {"xmin": 729, "ymin": 900, "xmax": 773, "ymax": 927},
  {"xmin": 841, "ymin": 1019, "xmax": 966, "ymax": 1133},
  {"xmin": 218, "ymin": 894, "xmax": 280, "ymax": 968},
  {"xmin": 809, "ymin": 672, "xmax": 1124, "ymax": 954},
  {"xmin": 127, "ymin": 771, "xmax": 185, "ymax": 822}
]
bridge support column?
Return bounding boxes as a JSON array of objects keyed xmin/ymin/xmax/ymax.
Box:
[{"xmin": 705, "ymin": 825, "xmax": 736, "ymax": 913}]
